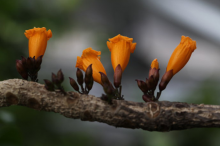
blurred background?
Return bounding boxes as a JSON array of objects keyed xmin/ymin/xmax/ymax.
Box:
[{"xmin": 1, "ymin": 0, "xmax": 220, "ymax": 145}]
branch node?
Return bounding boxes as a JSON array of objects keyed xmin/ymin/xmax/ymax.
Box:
[
  {"xmin": 27, "ymin": 98, "xmax": 41, "ymax": 110},
  {"xmin": 6, "ymin": 92, "xmax": 19, "ymax": 105}
]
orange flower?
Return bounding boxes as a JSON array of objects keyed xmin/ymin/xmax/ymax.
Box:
[
  {"xmin": 107, "ymin": 34, "xmax": 136, "ymax": 72},
  {"xmin": 166, "ymin": 36, "xmax": 196, "ymax": 75},
  {"xmin": 75, "ymin": 48, "xmax": 107, "ymax": 84},
  {"xmin": 151, "ymin": 58, "xmax": 159, "ymax": 69},
  {"xmin": 24, "ymin": 27, "xmax": 52, "ymax": 59}
]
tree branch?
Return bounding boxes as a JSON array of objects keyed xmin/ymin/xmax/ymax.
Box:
[{"xmin": 1, "ymin": 79, "xmax": 220, "ymax": 131}]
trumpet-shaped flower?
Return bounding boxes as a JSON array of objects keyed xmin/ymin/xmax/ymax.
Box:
[
  {"xmin": 25, "ymin": 27, "xmax": 52, "ymax": 59},
  {"xmin": 107, "ymin": 34, "xmax": 136, "ymax": 72},
  {"xmin": 166, "ymin": 35, "xmax": 196, "ymax": 75},
  {"xmin": 76, "ymin": 48, "xmax": 106, "ymax": 84},
  {"xmin": 159, "ymin": 36, "xmax": 196, "ymax": 91}
]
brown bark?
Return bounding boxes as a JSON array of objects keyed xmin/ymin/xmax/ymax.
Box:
[{"xmin": 1, "ymin": 79, "xmax": 220, "ymax": 132}]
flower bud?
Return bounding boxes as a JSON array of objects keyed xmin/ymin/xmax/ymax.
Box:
[
  {"xmin": 57, "ymin": 69, "xmax": 64, "ymax": 83},
  {"xmin": 100, "ymin": 72, "xmax": 110, "ymax": 85},
  {"xmin": 103, "ymin": 85, "xmax": 114, "ymax": 95},
  {"xmin": 21, "ymin": 56, "xmax": 27, "ymax": 67},
  {"xmin": 85, "ymin": 64, "xmax": 93, "ymax": 85},
  {"xmin": 149, "ymin": 59, "xmax": 159, "ymax": 81},
  {"xmin": 21, "ymin": 72, "xmax": 28, "ymax": 80},
  {"xmin": 114, "ymin": 64, "xmax": 122, "ymax": 88},
  {"xmin": 100, "ymin": 72, "xmax": 114, "ymax": 95},
  {"xmin": 76, "ymin": 68, "xmax": 84, "ymax": 86},
  {"xmin": 86, "ymin": 78, "xmax": 94, "ymax": 91},
  {"xmin": 16, "ymin": 60, "xmax": 28, "ymax": 80},
  {"xmin": 35, "ymin": 55, "xmax": 43, "ymax": 69},
  {"xmin": 44, "ymin": 79, "xmax": 55, "ymax": 91},
  {"xmin": 69, "ymin": 77, "xmax": 79, "ymax": 92},
  {"xmin": 85, "ymin": 64, "xmax": 93, "ymax": 77},
  {"xmin": 84, "ymin": 64, "xmax": 94, "ymax": 91},
  {"xmin": 16, "ymin": 60, "xmax": 25, "ymax": 73},
  {"xmin": 26, "ymin": 57, "xmax": 32, "ymax": 69},
  {"xmin": 148, "ymin": 59, "xmax": 160, "ymax": 91},
  {"xmin": 30, "ymin": 56, "xmax": 35, "ymax": 64},
  {"xmin": 52, "ymin": 73, "xmax": 59, "ymax": 85},
  {"xmin": 136, "ymin": 79, "xmax": 148, "ymax": 93},
  {"xmin": 159, "ymin": 70, "xmax": 173, "ymax": 91},
  {"xmin": 146, "ymin": 77, "xmax": 154, "ymax": 90},
  {"xmin": 142, "ymin": 94, "xmax": 152, "ymax": 102}
]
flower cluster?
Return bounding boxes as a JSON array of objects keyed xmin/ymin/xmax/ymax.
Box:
[
  {"xmin": 16, "ymin": 27, "xmax": 197, "ymax": 103},
  {"xmin": 136, "ymin": 36, "xmax": 196, "ymax": 102},
  {"xmin": 75, "ymin": 34, "xmax": 136, "ymax": 103},
  {"xmin": 69, "ymin": 64, "xmax": 94, "ymax": 94},
  {"xmin": 136, "ymin": 59, "xmax": 160, "ymax": 102}
]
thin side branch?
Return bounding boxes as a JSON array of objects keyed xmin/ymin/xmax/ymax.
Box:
[{"xmin": 1, "ymin": 79, "xmax": 220, "ymax": 132}]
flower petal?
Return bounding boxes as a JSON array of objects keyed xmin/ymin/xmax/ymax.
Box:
[{"xmin": 151, "ymin": 58, "xmax": 159, "ymax": 69}]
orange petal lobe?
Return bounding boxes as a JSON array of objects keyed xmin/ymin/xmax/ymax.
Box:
[{"xmin": 151, "ymin": 58, "xmax": 159, "ymax": 69}]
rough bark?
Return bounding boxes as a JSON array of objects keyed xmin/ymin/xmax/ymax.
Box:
[{"xmin": 1, "ymin": 79, "xmax": 220, "ymax": 132}]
